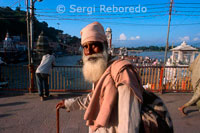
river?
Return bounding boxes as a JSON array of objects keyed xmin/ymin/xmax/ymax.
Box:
[
  {"xmin": 130, "ymin": 51, "xmax": 172, "ymax": 61},
  {"xmin": 56, "ymin": 55, "xmax": 81, "ymax": 66},
  {"xmin": 55, "ymin": 51, "xmax": 171, "ymax": 66},
  {"xmin": 17, "ymin": 51, "xmax": 194, "ymax": 66}
]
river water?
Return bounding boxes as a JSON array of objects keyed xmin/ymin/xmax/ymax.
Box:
[
  {"xmin": 56, "ymin": 55, "xmax": 81, "ymax": 66},
  {"xmin": 132, "ymin": 51, "xmax": 171, "ymax": 61},
  {"xmin": 55, "ymin": 51, "xmax": 171, "ymax": 66}
]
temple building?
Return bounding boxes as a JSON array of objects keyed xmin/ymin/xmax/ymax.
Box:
[
  {"xmin": 34, "ymin": 32, "xmax": 52, "ymax": 64},
  {"xmin": 2, "ymin": 32, "xmax": 16, "ymax": 51},
  {"xmin": 170, "ymin": 41, "xmax": 198, "ymax": 65}
]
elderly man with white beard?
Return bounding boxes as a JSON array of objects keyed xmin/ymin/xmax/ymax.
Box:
[{"xmin": 56, "ymin": 22, "xmax": 144, "ymax": 133}]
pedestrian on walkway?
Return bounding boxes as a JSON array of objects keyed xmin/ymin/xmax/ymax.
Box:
[
  {"xmin": 57, "ymin": 22, "xmax": 142, "ymax": 132},
  {"xmin": 36, "ymin": 50, "xmax": 55, "ymax": 101},
  {"xmin": 56, "ymin": 22, "xmax": 173, "ymax": 133},
  {"xmin": 179, "ymin": 54, "xmax": 200, "ymax": 115}
]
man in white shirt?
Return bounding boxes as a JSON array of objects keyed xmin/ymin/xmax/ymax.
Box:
[{"xmin": 36, "ymin": 50, "xmax": 55, "ymax": 101}]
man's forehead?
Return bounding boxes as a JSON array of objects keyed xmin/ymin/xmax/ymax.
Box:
[{"xmin": 82, "ymin": 41, "xmax": 103, "ymax": 46}]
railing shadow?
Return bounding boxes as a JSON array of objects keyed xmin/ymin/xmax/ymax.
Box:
[
  {"xmin": 0, "ymin": 113, "xmax": 12, "ymax": 118},
  {"xmin": 0, "ymin": 101, "xmax": 27, "ymax": 107},
  {"xmin": 0, "ymin": 90, "xmax": 26, "ymax": 98}
]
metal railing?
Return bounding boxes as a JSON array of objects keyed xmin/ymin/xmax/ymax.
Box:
[
  {"xmin": 0, "ymin": 65, "xmax": 29, "ymax": 91},
  {"xmin": 0, "ymin": 65, "xmax": 193, "ymax": 93},
  {"xmin": 49, "ymin": 66, "xmax": 91, "ymax": 92},
  {"xmin": 136, "ymin": 66, "xmax": 192, "ymax": 93}
]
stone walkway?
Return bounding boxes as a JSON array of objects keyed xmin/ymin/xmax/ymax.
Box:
[{"xmin": 0, "ymin": 92, "xmax": 200, "ymax": 133}]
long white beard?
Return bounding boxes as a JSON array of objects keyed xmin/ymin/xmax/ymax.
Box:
[{"xmin": 82, "ymin": 51, "xmax": 108, "ymax": 83}]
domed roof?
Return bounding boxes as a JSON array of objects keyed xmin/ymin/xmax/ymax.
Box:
[{"xmin": 170, "ymin": 41, "xmax": 198, "ymax": 51}]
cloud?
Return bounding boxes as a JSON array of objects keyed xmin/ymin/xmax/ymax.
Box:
[
  {"xmin": 119, "ymin": 33, "xmax": 127, "ymax": 40},
  {"xmin": 179, "ymin": 36, "xmax": 190, "ymax": 41},
  {"xmin": 130, "ymin": 36, "xmax": 140, "ymax": 40},
  {"xmin": 193, "ymin": 37, "xmax": 199, "ymax": 41},
  {"xmin": 119, "ymin": 34, "xmax": 140, "ymax": 41}
]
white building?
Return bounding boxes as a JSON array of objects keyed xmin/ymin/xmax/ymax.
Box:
[
  {"xmin": 164, "ymin": 41, "xmax": 198, "ymax": 84},
  {"xmin": 3, "ymin": 32, "xmax": 16, "ymax": 51},
  {"xmin": 170, "ymin": 41, "xmax": 198, "ymax": 65}
]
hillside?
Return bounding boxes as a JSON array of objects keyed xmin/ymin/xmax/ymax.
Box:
[{"xmin": 0, "ymin": 7, "xmax": 80, "ymax": 44}]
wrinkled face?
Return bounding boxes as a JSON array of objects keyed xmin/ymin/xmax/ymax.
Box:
[
  {"xmin": 82, "ymin": 41, "xmax": 108, "ymax": 83},
  {"xmin": 82, "ymin": 41, "xmax": 104, "ymax": 56}
]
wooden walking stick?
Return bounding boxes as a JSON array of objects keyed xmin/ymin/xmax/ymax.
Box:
[{"xmin": 56, "ymin": 108, "xmax": 60, "ymax": 133}]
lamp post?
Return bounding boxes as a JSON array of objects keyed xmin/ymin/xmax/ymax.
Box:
[{"xmin": 29, "ymin": 0, "xmax": 43, "ymax": 92}]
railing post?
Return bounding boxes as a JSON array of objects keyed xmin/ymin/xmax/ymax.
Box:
[{"xmin": 159, "ymin": 66, "xmax": 164, "ymax": 94}]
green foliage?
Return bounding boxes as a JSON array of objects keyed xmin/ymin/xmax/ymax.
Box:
[
  {"xmin": 0, "ymin": 7, "xmax": 79, "ymax": 44},
  {"xmin": 0, "ymin": 7, "xmax": 27, "ymax": 41},
  {"xmin": 34, "ymin": 19, "xmax": 63, "ymax": 42}
]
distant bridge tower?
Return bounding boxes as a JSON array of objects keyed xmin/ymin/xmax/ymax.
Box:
[{"xmin": 106, "ymin": 27, "xmax": 112, "ymax": 49}]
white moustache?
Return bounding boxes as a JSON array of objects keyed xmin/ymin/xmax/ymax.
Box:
[{"xmin": 83, "ymin": 53, "xmax": 104, "ymax": 62}]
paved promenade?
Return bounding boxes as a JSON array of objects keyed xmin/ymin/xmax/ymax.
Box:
[{"xmin": 0, "ymin": 92, "xmax": 200, "ymax": 133}]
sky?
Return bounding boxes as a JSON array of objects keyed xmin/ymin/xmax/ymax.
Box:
[{"xmin": 1, "ymin": 0, "xmax": 200, "ymax": 47}]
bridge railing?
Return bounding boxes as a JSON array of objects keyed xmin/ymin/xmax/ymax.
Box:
[
  {"xmin": 136, "ymin": 66, "xmax": 192, "ymax": 93},
  {"xmin": 0, "ymin": 65, "xmax": 193, "ymax": 93},
  {"xmin": 0, "ymin": 65, "xmax": 29, "ymax": 91},
  {"xmin": 49, "ymin": 66, "xmax": 91, "ymax": 92}
]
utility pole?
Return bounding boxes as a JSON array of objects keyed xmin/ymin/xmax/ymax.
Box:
[
  {"xmin": 162, "ymin": 0, "xmax": 173, "ymax": 93},
  {"xmin": 19, "ymin": 0, "xmax": 21, "ymax": 9},
  {"xmin": 26, "ymin": 0, "xmax": 33, "ymax": 93},
  {"xmin": 164, "ymin": 0, "xmax": 173, "ymax": 65},
  {"xmin": 26, "ymin": 0, "xmax": 31, "ymax": 66},
  {"xmin": 30, "ymin": 0, "xmax": 34, "ymax": 64},
  {"xmin": 30, "ymin": 0, "xmax": 43, "ymax": 63},
  {"xmin": 29, "ymin": 0, "xmax": 43, "ymax": 92}
]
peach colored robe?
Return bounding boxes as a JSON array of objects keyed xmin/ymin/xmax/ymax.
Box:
[{"xmin": 65, "ymin": 59, "xmax": 144, "ymax": 133}]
